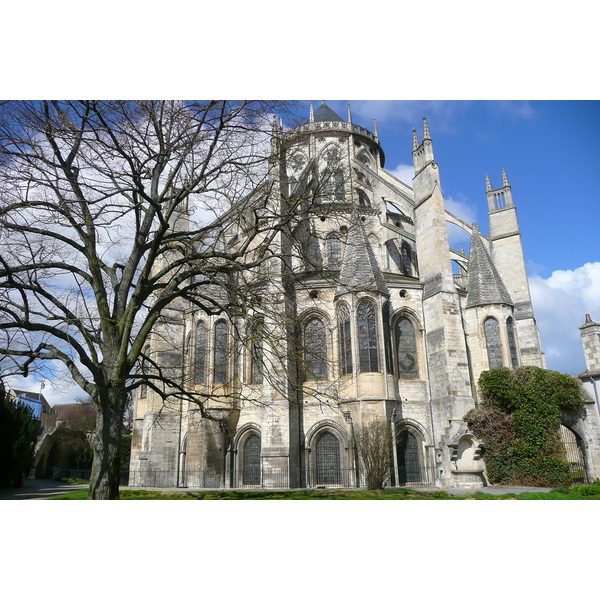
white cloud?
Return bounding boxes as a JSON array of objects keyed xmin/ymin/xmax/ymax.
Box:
[
  {"xmin": 388, "ymin": 163, "xmax": 414, "ymax": 184},
  {"xmin": 529, "ymin": 262, "xmax": 600, "ymax": 376}
]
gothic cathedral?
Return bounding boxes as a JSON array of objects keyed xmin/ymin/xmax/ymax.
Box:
[{"xmin": 129, "ymin": 102, "xmax": 591, "ymax": 490}]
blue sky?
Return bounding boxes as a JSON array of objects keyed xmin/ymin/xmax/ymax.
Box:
[{"xmin": 303, "ymin": 100, "xmax": 599, "ymax": 377}]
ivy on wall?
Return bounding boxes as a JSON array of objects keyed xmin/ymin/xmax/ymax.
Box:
[{"xmin": 465, "ymin": 366, "xmax": 586, "ymax": 486}]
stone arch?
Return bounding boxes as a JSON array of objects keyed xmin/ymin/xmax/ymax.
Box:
[
  {"xmin": 305, "ymin": 420, "xmax": 349, "ymax": 487},
  {"xmin": 394, "ymin": 419, "xmax": 430, "ymax": 485},
  {"xmin": 559, "ymin": 424, "xmax": 587, "ymax": 483},
  {"xmin": 233, "ymin": 423, "xmax": 262, "ymax": 487}
]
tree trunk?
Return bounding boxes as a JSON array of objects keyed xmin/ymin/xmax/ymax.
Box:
[{"xmin": 88, "ymin": 390, "xmax": 125, "ymax": 500}]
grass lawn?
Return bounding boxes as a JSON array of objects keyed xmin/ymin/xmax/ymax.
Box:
[{"xmin": 49, "ymin": 481, "xmax": 600, "ymax": 500}]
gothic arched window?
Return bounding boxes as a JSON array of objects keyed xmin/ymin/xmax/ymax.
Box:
[
  {"xmin": 242, "ymin": 434, "xmax": 261, "ymax": 486},
  {"xmin": 400, "ymin": 240, "xmax": 413, "ymax": 277},
  {"xmin": 304, "ymin": 317, "xmax": 327, "ymax": 380},
  {"xmin": 316, "ymin": 431, "xmax": 341, "ymax": 485},
  {"xmin": 194, "ymin": 321, "xmax": 207, "ymax": 384},
  {"xmin": 338, "ymin": 303, "xmax": 352, "ymax": 376},
  {"xmin": 506, "ymin": 316, "xmax": 519, "ymax": 368},
  {"xmin": 250, "ymin": 318, "xmax": 264, "ymax": 385},
  {"xmin": 357, "ymin": 300, "xmax": 379, "ymax": 373},
  {"xmin": 140, "ymin": 345, "xmax": 150, "ymax": 398},
  {"xmin": 395, "ymin": 317, "xmax": 419, "ymax": 379},
  {"xmin": 327, "ymin": 233, "xmax": 342, "ymax": 270},
  {"xmin": 484, "ymin": 317, "xmax": 503, "ymax": 370},
  {"xmin": 213, "ymin": 320, "xmax": 229, "ymax": 384}
]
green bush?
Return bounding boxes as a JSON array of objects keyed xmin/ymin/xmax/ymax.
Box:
[{"xmin": 465, "ymin": 367, "xmax": 585, "ymax": 486}]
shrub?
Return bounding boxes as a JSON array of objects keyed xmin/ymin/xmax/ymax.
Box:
[{"xmin": 466, "ymin": 367, "xmax": 585, "ymax": 486}]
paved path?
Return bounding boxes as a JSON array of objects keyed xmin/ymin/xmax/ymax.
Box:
[
  {"xmin": 412, "ymin": 485, "xmax": 553, "ymax": 496},
  {"xmin": 0, "ymin": 478, "xmax": 88, "ymax": 500}
]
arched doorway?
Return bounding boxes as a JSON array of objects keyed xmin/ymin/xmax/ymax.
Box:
[
  {"xmin": 397, "ymin": 430, "xmax": 422, "ymax": 484},
  {"xmin": 559, "ymin": 425, "xmax": 587, "ymax": 483}
]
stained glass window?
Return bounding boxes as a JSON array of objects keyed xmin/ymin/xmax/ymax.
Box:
[
  {"xmin": 304, "ymin": 317, "xmax": 327, "ymax": 380},
  {"xmin": 327, "ymin": 234, "xmax": 342, "ymax": 270},
  {"xmin": 338, "ymin": 304, "xmax": 352, "ymax": 376},
  {"xmin": 484, "ymin": 318, "xmax": 503, "ymax": 370},
  {"xmin": 213, "ymin": 320, "xmax": 229, "ymax": 384},
  {"xmin": 396, "ymin": 317, "xmax": 419, "ymax": 379},
  {"xmin": 506, "ymin": 317, "xmax": 519, "ymax": 368},
  {"xmin": 357, "ymin": 300, "xmax": 379, "ymax": 373},
  {"xmin": 194, "ymin": 321, "xmax": 207, "ymax": 384},
  {"xmin": 250, "ymin": 320, "xmax": 264, "ymax": 384}
]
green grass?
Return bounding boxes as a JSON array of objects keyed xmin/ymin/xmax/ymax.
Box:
[{"xmin": 48, "ymin": 482, "xmax": 600, "ymax": 500}]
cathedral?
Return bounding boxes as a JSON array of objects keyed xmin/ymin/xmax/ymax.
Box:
[{"xmin": 129, "ymin": 102, "xmax": 597, "ymax": 489}]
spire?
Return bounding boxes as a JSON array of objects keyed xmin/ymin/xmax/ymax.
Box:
[
  {"xmin": 347, "ymin": 103, "xmax": 352, "ymax": 124},
  {"xmin": 309, "ymin": 101, "xmax": 314, "ymax": 123},
  {"xmin": 422, "ymin": 115, "xmax": 431, "ymax": 141},
  {"xmin": 502, "ymin": 168, "xmax": 510, "ymax": 188},
  {"xmin": 485, "ymin": 173, "xmax": 492, "ymax": 191},
  {"xmin": 373, "ymin": 119, "xmax": 379, "ymax": 142},
  {"xmin": 466, "ymin": 224, "xmax": 513, "ymax": 308},
  {"xmin": 335, "ymin": 217, "xmax": 389, "ymax": 298},
  {"xmin": 412, "ymin": 127, "xmax": 419, "ymax": 151}
]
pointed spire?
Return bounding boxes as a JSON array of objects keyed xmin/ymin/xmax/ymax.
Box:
[
  {"xmin": 422, "ymin": 115, "xmax": 431, "ymax": 141},
  {"xmin": 335, "ymin": 216, "xmax": 389, "ymax": 298},
  {"xmin": 347, "ymin": 103, "xmax": 352, "ymax": 124},
  {"xmin": 412, "ymin": 127, "xmax": 419, "ymax": 151},
  {"xmin": 466, "ymin": 225, "xmax": 513, "ymax": 308},
  {"xmin": 309, "ymin": 101, "xmax": 314, "ymax": 123},
  {"xmin": 502, "ymin": 168, "xmax": 510, "ymax": 188},
  {"xmin": 373, "ymin": 119, "xmax": 379, "ymax": 141},
  {"xmin": 486, "ymin": 173, "xmax": 492, "ymax": 191}
]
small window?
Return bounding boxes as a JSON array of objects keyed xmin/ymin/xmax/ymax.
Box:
[
  {"xmin": 506, "ymin": 317, "xmax": 518, "ymax": 368},
  {"xmin": 327, "ymin": 234, "xmax": 342, "ymax": 270},
  {"xmin": 250, "ymin": 319, "xmax": 264, "ymax": 384},
  {"xmin": 484, "ymin": 317, "xmax": 503, "ymax": 369},
  {"xmin": 338, "ymin": 304, "xmax": 352, "ymax": 376}
]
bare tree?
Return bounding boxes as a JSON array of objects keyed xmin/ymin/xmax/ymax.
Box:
[
  {"xmin": 353, "ymin": 417, "xmax": 393, "ymax": 490},
  {"xmin": 0, "ymin": 100, "xmax": 305, "ymax": 499}
]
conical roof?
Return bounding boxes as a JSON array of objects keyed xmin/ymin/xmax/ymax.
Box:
[
  {"xmin": 466, "ymin": 225, "xmax": 513, "ymax": 308},
  {"xmin": 336, "ymin": 218, "xmax": 389, "ymax": 297},
  {"xmin": 312, "ymin": 102, "xmax": 344, "ymax": 123}
]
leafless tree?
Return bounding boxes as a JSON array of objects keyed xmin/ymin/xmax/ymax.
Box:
[
  {"xmin": 0, "ymin": 100, "xmax": 310, "ymax": 499},
  {"xmin": 353, "ymin": 416, "xmax": 393, "ymax": 490}
]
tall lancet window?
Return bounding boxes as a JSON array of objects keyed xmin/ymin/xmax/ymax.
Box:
[
  {"xmin": 213, "ymin": 320, "xmax": 229, "ymax": 384},
  {"xmin": 338, "ymin": 303, "xmax": 352, "ymax": 376},
  {"xmin": 250, "ymin": 318, "xmax": 264, "ymax": 385},
  {"xmin": 194, "ymin": 322, "xmax": 207, "ymax": 384},
  {"xmin": 327, "ymin": 233, "xmax": 342, "ymax": 270},
  {"xmin": 357, "ymin": 299, "xmax": 379, "ymax": 373},
  {"xmin": 304, "ymin": 317, "xmax": 328, "ymax": 380},
  {"xmin": 484, "ymin": 317, "xmax": 503, "ymax": 370},
  {"xmin": 396, "ymin": 317, "xmax": 419, "ymax": 379},
  {"xmin": 506, "ymin": 317, "xmax": 519, "ymax": 368}
]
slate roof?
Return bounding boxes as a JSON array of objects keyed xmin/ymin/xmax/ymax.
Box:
[
  {"xmin": 465, "ymin": 226, "xmax": 513, "ymax": 308},
  {"xmin": 336, "ymin": 218, "xmax": 389, "ymax": 297},
  {"xmin": 312, "ymin": 102, "xmax": 344, "ymax": 123}
]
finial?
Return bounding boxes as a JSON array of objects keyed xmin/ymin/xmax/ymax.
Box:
[
  {"xmin": 412, "ymin": 127, "xmax": 419, "ymax": 151},
  {"xmin": 347, "ymin": 103, "xmax": 352, "ymax": 124},
  {"xmin": 373, "ymin": 118, "xmax": 379, "ymax": 141},
  {"xmin": 502, "ymin": 168, "xmax": 510, "ymax": 188},
  {"xmin": 472, "ymin": 221, "xmax": 479, "ymax": 233},
  {"xmin": 585, "ymin": 314, "xmax": 593, "ymax": 323},
  {"xmin": 422, "ymin": 115, "xmax": 431, "ymax": 140},
  {"xmin": 309, "ymin": 101, "xmax": 314, "ymax": 123},
  {"xmin": 486, "ymin": 173, "xmax": 492, "ymax": 191}
]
